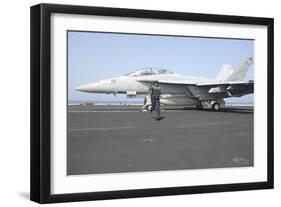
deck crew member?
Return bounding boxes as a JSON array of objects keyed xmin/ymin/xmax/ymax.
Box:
[{"xmin": 150, "ymin": 80, "xmax": 161, "ymax": 120}]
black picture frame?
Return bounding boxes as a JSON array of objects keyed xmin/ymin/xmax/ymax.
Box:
[{"xmin": 30, "ymin": 3, "xmax": 274, "ymax": 204}]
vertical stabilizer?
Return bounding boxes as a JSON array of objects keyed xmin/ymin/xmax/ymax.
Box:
[
  {"xmin": 216, "ymin": 65, "xmax": 234, "ymax": 81},
  {"xmin": 226, "ymin": 57, "xmax": 253, "ymax": 81}
]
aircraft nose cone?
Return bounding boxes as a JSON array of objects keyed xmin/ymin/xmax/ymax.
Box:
[{"xmin": 75, "ymin": 84, "xmax": 92, "ymax": 92}]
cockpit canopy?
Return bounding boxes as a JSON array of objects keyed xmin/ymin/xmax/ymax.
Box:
[{"xmin": 124, "ymin": 68, "xmax": 173, "ymax": 77}]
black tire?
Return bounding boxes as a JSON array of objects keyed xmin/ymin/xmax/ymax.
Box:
[
  {"xmin": 196, "ymin": 103, "xmax": 203, "ymax": 110},
  {"xmin": 146, "ymin": 105, "xmax": 152, "ymax": 111},
  {"xmin": 212, "ymin": 102, "xmax": 220, "ymax": 111}
]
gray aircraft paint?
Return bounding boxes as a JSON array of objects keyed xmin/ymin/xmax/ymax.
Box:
[{"xmin": 76, "ymin": 57, "xmax": 253, "ymax": 109}]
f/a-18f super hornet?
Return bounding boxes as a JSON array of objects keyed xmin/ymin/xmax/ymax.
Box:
[{"xmin": 76, "ymin": 57, "xmax": 253, "ymax": 111}]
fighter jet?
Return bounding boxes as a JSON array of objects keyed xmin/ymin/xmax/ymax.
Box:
[{"xmin": 76, "ymin": 57, "xmax": 253, "ymax": 111}]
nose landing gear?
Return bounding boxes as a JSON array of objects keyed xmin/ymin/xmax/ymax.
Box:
[{"xmin": 140, "ymin": 95, "xmax": 152, "ymax": 112}]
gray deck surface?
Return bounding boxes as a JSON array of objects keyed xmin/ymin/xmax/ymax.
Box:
[{"xmin": 67, "ymin": 105, "xmax": 253, "ymax": 175}]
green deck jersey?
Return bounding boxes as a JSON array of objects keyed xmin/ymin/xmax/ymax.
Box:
[{"xmin": 150, "ymin": 84, "xmax": 161, "ymax": 98}]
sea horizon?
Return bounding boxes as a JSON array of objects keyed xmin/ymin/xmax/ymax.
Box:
[{"xmin": 68, "ymin": 99, "xmax": 254, "ymax": 106}]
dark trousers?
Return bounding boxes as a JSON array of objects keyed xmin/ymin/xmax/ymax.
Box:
[
  {"xmin": 151, "ymin": 97, "xmax": 160, "ymax": 119},
  {"xmin": 151, "ymin": 96, "xmax": 156, "ymax": 111}
]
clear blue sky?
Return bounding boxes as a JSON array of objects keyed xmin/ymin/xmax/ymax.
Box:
[{"xmin": 68, "ymin": 31, "xmax": 254, "ymax": 104}]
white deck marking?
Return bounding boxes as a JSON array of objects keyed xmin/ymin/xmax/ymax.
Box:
[
  {"xmin": 68, "ymin": 126, "xmax": 134, "ymax": 131},
  {"xmin": 177, "ymin": 122, "xmax": 232, "ymax": 128}
]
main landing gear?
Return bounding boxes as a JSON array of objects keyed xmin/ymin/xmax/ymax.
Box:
[
  {"xmin": 196, "ymin": 99, "xmax": 224, "ymax": 111},
  {"xmin": 211, "ymin": 102, "xmax": 220, "ymax": 111},
  {"xmin": 196, "ymin": 102, "xmax": 203, "ymax": 110}
]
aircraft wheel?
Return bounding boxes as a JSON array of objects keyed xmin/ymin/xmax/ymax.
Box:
[
  {"xmin": 196, "ymin": 103, "xmax": 203, "ymax": 110},
  {"xmin": 146, "ymin": 105, "xmax": 152, "ymax": 111},
  {"xmin": 212, "ymin": 102, "xmax": 220, "ymax": 111}
]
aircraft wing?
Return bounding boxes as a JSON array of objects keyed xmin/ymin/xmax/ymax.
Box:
[
  {"xmin": 196, "ymin": 80, "xmax": 254, "ymax": 97},
  {"xmin": 138, "ymin": 78, "xmax": 253, "ymax": 87},
  {"xmin": 138, "ymin": 79, "xmax": 196, "ymax": 85},
  {"xmin": 196, "ymin": 80, "xmax": 253, "ymax": 87},
  {"xmin": 139, "ymin": 79, "xmax": 253, "ymax": 98}
]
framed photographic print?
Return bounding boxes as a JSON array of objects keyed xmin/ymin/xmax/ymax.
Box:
[{"xmin": 30, "ymin": 3, "xmax": 274, "ymax": 203}]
